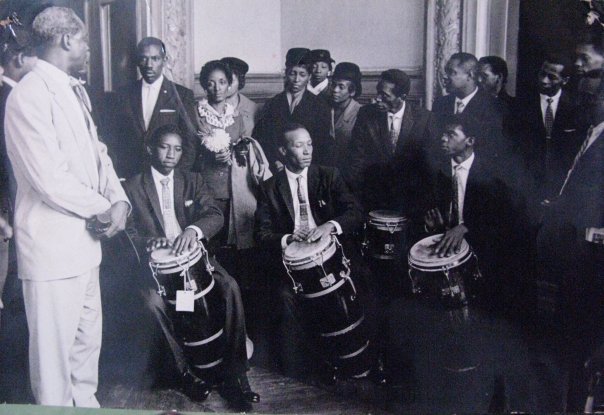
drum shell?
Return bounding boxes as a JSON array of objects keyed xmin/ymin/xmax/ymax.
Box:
[
  {"xmin": 408, "ymin": 253, "xmax": 480, "ymax": 309},
  {"xmin": 365, "ymin": 219, "xmax": 408, "ymax": 260},
  {"xmin": 288, "ymin": 245, "xmax": 372, "ymax": 378},
  {"xmin": 158, "ymin": 259, "xmax": 226, "ymax": 375}
]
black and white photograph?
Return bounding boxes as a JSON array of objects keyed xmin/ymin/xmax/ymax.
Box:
[{"xmin": 0, "ymin": 0, "xmax": 603, "ymax": 414}]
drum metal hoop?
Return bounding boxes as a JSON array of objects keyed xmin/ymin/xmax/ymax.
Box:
[{"xmin": 282, "ymin": 259, "xmax": 303, "ymax": 294}]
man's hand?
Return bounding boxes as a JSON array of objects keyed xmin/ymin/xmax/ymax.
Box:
[
  {"xmin": 306, "ymin": 223, "xmax": 336, "ymax": 243},
  {"xmin": 286, "ymin": 228, "xmax": 313, "ymax": 245},
  {"xmin": 424, "ymin": 208, "xmax": 445, "ymax": 232},
  {"xmin": 434, "ymin": 224, "xmax": 468, "ymax": 257},
  {"xmin": 99, "ymin": 201, "xmax": 129, "ymax": 239},
  {"xmin": 0, "ymin": 214, "xmax": 12, "ymax": 241},
  {"xmin": 214, "ymin": 148, "xmax": 231, "ymax": 164},
  {"xmin": 171, "ymin": 229, "xmax": 198, "ymax": 256},
  {"xmin": 146, "ymin": 237, "xmax": 171, "ymax": 252}
]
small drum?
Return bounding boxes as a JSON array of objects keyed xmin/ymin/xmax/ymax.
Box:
[
  {"xmin": 364, "ymin": 210, "xmax": 408, "ymax": 260},
  {"xmin": 408, "ymin": 234, "xmax": 481, "ymax": 308},
  {"xmin": 282, "ymin": 235, "xmax": 372, "ymax": 378},
  {"xmin": 149, "ymin": 242, "xmax": 226, "ymax": 377}
]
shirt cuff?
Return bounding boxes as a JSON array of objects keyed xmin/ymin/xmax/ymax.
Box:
[
  {"xmin": 281, "ymin": 234, "xmax": 291, "ymax": 250},
  {"xmin": 186, "ymin": 225, "xmax": 204, "ymax": 241},
  {"xmin": 328, "ymin": 220, "xmax": 342, "ymax": 235}
]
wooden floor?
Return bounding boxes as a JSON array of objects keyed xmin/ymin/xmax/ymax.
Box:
[{"xmin": 97, "ymin": 367, "xmax": 392, "ymax": 414}]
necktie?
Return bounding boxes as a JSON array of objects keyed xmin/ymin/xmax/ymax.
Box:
[
  {"xmin": 296, "ymin": 176, "xmax": 309, "ymax": 231},
  {"xmin": 450, "ymin": 165, "xmax": 461, "ymax": 226},
  {"xmin": 389, "ymin": 114, "xmax": 399, "ymax": 153},
  {"xmin": 70, "ymin": 78, "xmax": 93, "ymax": 133},
  {"xmin": 544, "ymin": 98, "xmax": 554, "ymax": 139},
  {"xmin": 160, "ymin": 177, "xmax": 182, "ymax": 240},
  {"xmin": 143, "ymin": 84, "xmax": 153, "ymax": 130},
  {"xmin": 559, "ymin": 127, "xmax": 594, "ymax": 196},
  {"xmin": 455, "ymin": 100, "xmax": 465, "ymax": 114}
]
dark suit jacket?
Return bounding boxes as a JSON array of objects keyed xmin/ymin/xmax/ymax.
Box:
[
  {"xmin": 347, "ymin": 102, "xmax": 434, "ymax": 214},
  {"xmin": 430, "ymin": 153, "xmax": 518, "ymax": 274},
  {"xmin": 0, "ymin": 83, "xmax": 13, "ymax": 218},
  {"xmin": 515, "ymin": 91, "xmax": 582, "ymax": 200},
  {"xmin": 432, "ymin": 89, "xmax": 508, "ymax": 162},
  {"xmin": 255, "ymin": 164, "xmax": 363, "ymax": 253},
  {"xmin": 104, "ymin": 78, "xmax": 198, "ymax": 179},
  {"xmin": 253, "ymin": 90, "xmax": 333, "ymax": 170},
  {"xmin": 123, "ymin": 168, "xmax": 224, "ymax": 254}
]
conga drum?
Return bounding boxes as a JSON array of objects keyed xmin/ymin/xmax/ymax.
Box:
[
  {"xmin": 149, "ymin": 242, "xmax": 226, "ymax": 377},
  {"xmin": 407, "ymin": 234, "xmax": 481, "ymax": 308},
  {"xmin": 282, "ymin": 235, "xmax": 372, "ymax": 378},
  {"xmin": 364, "ymin": 210, "xmax": 408, "ymax": 260}
]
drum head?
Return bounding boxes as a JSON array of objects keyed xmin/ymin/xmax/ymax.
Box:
[
  {"xmin": 408, "ymin": 234, "xmax": 470, "ymax": 270},
  {"xmin": 283, "ymin": 234, "xmax": 336, "ymax": 270},
  {"xmin": 150, "ymin": 244, "xmax": 202, "ymax": 274},
  {"xmin": 368, "ymin": 210, "xmax": 406, "ymax": 222}
]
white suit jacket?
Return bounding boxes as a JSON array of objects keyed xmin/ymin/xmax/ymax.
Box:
[{"xmin": 5, "ymin": 60, "xmax": 129, "ymax": 281}]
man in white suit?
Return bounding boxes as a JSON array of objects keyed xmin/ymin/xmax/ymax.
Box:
[{"xmin": 4, "ymin": 7, "xmax": 129, "ymax": 407}]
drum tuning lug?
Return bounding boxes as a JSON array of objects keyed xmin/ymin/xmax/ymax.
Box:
[{"xmin": 157, "ymin": 286, "xmax": 166, "ymax": 297}]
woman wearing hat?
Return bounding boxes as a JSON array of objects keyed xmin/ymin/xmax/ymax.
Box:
[
  {"xmin": 220, "ymin": 57, "xmax": 258, "ymax": 137},
  {"xmin": 329, "ymin": 62, "xmax": 363, "ymax": 170},
  {"xmin": 308, "ymin": 49, "xmax": 335, "ymax": 102}
]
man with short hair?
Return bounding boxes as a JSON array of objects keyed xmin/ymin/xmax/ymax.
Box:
[
  {"xmin": 253, "ymin": 48, "xmax": 332, "ymax": 171},
  {"xmin": 105, "ymin": 37, "xmax": 197, "ymax": 178},
  {"xmin": 5, "ymin": 6, "xmax": 130, "ymax": 407},
  {"xmin": 348, "ymin": 69, "xmax": 432, "ymax": 218},
  {"xmin": 575, "ymin": 28, "xmax": 604, "ymax": 76},
  {"xmin": 477, "ymin": 55, "xmax": 514, "ymax": 111}
]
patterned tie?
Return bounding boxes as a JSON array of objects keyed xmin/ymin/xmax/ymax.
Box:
[
  {"xmin": 455, "ymin": 100, "xmax": 465, "ymax": 114},
  {"xmin": 296, "ymin": 175, "xmax": 309, "ymax": 231},
  {"xmin": 559, "ymin": 127, "xmax": 594, "ymax": 196},
  {"xmin": 544, "ymin": 98, "xmax": 554, "ymax": 139},
  {"xmin": 160, "ymin": 177, "xmax": 182, "ymax": 240},
  {"xmin": 389, "ymin": 114, "xmax": 399, "ymax": 153},
  {"xmin": 450, "ymin": 165, "xmax": 461, "ymax": 226}
]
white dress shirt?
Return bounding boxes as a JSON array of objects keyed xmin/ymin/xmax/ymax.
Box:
[
  {"xmin": 307, "ymin": 78, "xmax": 329, "ymax": 95},
  {"xmin": 455, "ymin": 87, "xmax": 479, "ymax": 114},
  {"xmin": 281, "ymin": 167, "xmax": 342, "ymax": 248},
  {"xmin": 142, "ymin": 74, "xmax": 164, "ymax": 130},
  {"xmin": 539, "ymin": 89, "xmax": 562, "ymax": 125},
  {"xmin": 2, "ymin": 75, "xmax": 17, "ymax": 88},
  {"xmin": 150, "ymin": 167, "xmax": 202, "ymax": 240},
  {"xmin": 451, "ymin": 152, "xmax": 475, "ymax": 225},
  {"xmin": 388, "ymin": 102, "xmax": 406, "ymax": 135}
]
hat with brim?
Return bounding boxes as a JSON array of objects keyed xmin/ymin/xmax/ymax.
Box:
[{"xmin": 332, "ymin": 62, "xmax": 363, "ymax": 97}]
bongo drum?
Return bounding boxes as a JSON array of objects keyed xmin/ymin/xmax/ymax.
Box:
[
  {"xmin": 149, "ymin": 242, "xmax": 226, "ymax": 376},
  {"xmin": 282, "ymin": 235, "xmax": 372, "ymax": 378},
  {"xmin": 364, "ymin": 210, "xmax": 408, "ymax": 260},
  {"xmin": 408, "ymin": 234, "xmax": 481, "ymax": 308}
]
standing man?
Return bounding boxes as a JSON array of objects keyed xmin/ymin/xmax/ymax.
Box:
[
  {"xmin": 347, "ymin": 69, "xmax": 433, "ymax": 218},
  {"xmin": 4, "ymin": 7, "xmax": 130, "ymax": 407},
  {"xmin": 253, "ymin": 48, "xmax": 332, "ymax": 171},
  {"xmin": 106, "ymin": 37, "xmax": 197, "ymax": 179},
  {"xmin": 477, "ymin": 56, "xmax": 514, "ymax": 111}
]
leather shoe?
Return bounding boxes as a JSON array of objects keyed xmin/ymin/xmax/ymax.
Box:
[
  {"xmin": 220, "ymin": 376, "xmax": 257, "ymax": 412},
  {"xmin": 239, "ymin": 374, "xmax": 260, "ymax": 403},
  {"xmin": 180, "ymin": 371, "xmax": 211, "ymax": 402}
]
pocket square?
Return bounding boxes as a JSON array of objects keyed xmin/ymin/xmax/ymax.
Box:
[
  {"xmin": 184, "ymin": 200, "xmax": 194, "ymax": 207},
  {"xmin": 318, "ymin": 199, "xmax": 326, "ymax": 207},
  {"xmin": 563, "ymin": 129, "xmax": 576, "ymax": 132},
  {"xmin": 160, "ymin": 109, "xmax": 176, "ymax": 113}
]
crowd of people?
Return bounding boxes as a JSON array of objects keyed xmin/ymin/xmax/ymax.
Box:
[{"xmin": 0, "ymin": 5, "xmax": 602, "ymax": 413}]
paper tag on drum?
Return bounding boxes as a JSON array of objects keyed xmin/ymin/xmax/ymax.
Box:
[
  {"xmin": 320, "ymin": 273, "xmax": 336, "ymax": 288},
  {"xmin": 176, "ymin": 290, "xmax": 195, "ymax": 312}
]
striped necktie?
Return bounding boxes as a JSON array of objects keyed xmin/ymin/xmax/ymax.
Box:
[
  {"xmin": 450, "ymin": 165, "xmax": 461, "ymax": 226},
  {"xmin": 455, "ymin": 100, "xmax": 465, "ymax": 114},
  {"xmin": 296, "ymin": 175, "xmax": 309, "ymax": 231},
  {"xmin": 160, "ymin": 177, "xmax": 182, "ymax": 240},
  {"xmin": 544, "ymin": 97, "xmax": 554, "ymax": 139}
]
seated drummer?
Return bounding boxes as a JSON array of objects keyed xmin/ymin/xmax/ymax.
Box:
[
  {"xmin": 424, "ymin": 114, "xmax": 519, "ymax": 311},
  {"xmin": 123, "ymin": 125, "xmax": 259, "ymax": 411},
  {"xmin": 255, "ymin": 123, "xmax": 387, "ymax": 381}
]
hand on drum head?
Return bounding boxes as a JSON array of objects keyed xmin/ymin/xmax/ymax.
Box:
[
  {"xmin": 306, "ymin": 222, "xmax": 336, "ymax": 243},
  {"xmin": 171, "ymin": 229, "xmax": 198, "ymax": 256},
  {"xmin": 424, "ymin": 208, "xmax": 445, "ymax": 232},
  {"xmin": 434, "ymin": 224, "xmax": 468, "ymax": 257},
  {"xmin": 287, "ymin": 228, "xmax": 313, "ymax": 245},
  {"xmin": 146, "ymin": 237, "xmax": 172, "ymax": 252}
]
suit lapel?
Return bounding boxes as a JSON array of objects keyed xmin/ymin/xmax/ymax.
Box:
[
  {"xmin": 173, "ymin": 170, "xmax": 186, "ymax": 229},
  {"xmin": 276, "ymin": 171, "xmax": 295, "ymax": 222},
  {"xmin": 143, "ymin": 170, "xmax": 165, "ymax": 233},
  {"xmin": 132, "ymin": 80, "xmax": 146, "ymax": 133},
  {"xmin": 396, "ymin": 103, "xmax": 416, "ymax": 154},
  {"xmin": 375, "ymin": 110, "xmax": 390, "ymax": 157},
  {"xmin": 307, "ymin": 165, "xmax": 320, "ymax": 221},
  {"xmin": 148, "ymin": 78, "xmax": 172, "ymax": 133}
]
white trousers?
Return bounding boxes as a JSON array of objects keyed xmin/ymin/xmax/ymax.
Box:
[{"xmin": 22, "ymin": 268, "xmax": 102, "ymax": 407}]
